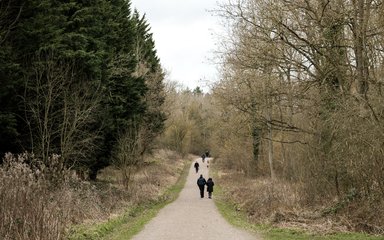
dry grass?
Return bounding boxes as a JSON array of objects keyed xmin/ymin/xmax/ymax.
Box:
[
  {"xmin": 98, "ymin": 149, "xmax": 187, "ymax": 205},
  {"xmin": 0, "ymin": 153, "xmax": 80, "ymax": 240},
  {"xmin": 216, "ymin": 169, "xmax": 302, "ymax": 221},
  {"xmin": 0, "ymin": 149, "xmax": 188, "ymax": 240},
  {"xmin": 213, "ymin": 159, "xmax": 384, "ymax": 236}
]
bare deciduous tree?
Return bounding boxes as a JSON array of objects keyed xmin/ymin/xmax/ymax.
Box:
[
  {"xmin": 24, "ymin": 51, "xmax": 101, "ymax": 169},
  {"xmin": 113, "ymin": 123, "xmax": 143, "ymax": 188},
  {"xmin": 212, "ymin": 0, "xmax": 384, "ymax": 206}
]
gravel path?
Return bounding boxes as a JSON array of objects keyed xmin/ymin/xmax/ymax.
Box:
[{"xmin": 131, "ymin": 157, "xmax": 260, "ymax": 240}]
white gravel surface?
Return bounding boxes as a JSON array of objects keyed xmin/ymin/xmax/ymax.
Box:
[{"xmin": 131, "ymin": 158, "xmax": 260, "ymax": 240}]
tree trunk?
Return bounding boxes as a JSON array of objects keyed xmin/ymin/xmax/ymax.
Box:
[
  {"xmin": 268, "ymin": 121, "xmax": 275, "ymax": 179},
  {"xmin": 352, "ymin": 0, "xmax": 370, "ymax": 97},
  {"xmin": 252, "ymin": 124, "xmax": 261, "ymax": 166}
]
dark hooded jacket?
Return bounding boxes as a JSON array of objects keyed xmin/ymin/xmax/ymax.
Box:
[{"xmin": 206, "ymin": 178, "xmax": 214, "ymax": 192}]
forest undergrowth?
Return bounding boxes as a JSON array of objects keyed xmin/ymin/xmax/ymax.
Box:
[{"xmin": 212, "ymin": 159, "xmax": 384, "ymax": 237}]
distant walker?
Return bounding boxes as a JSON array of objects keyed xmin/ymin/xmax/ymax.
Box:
[{"xmin": 194, "ymin": 161, "xmax": 199, "ymax": 173}]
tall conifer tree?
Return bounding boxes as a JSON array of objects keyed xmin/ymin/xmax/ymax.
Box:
[{"xmin": 0, "ymin": 0, "xmax": 166, "ymax": 180}]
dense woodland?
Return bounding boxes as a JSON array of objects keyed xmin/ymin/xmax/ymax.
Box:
[
  {"xmin": 208, "ymin": 0, "xmax": 384, "ymax": 233},
  {"xmin": 0, "ymin": 0, "xmax": 165, "ymax": 179},
  {"xmin": 0, "ymin": 1, "xmax": 169, "ymax": 238},
  {"xmin": 1, "ymin": 0, "xmax": 384, "ymax": 239}
]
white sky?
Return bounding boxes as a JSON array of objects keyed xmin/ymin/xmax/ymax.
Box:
[{"xmin": 130, "ymin": 0, "xmax": 222, "ymax": 91}]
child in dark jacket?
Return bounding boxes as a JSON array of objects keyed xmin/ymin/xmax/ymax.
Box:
[{"xmin": 206, "ymin": 178, "xmax": 214, "ymax": 199}]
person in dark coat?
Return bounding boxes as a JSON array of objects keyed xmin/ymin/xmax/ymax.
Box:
[
  {"xmin": 197, "ymin": 174, "xmax": 206, "ymax": 198},
  {"xmin": 194, "ymin": 161, "xmax": 199, "ymax": 173},
  {"xmin": 206, "ymin": 177, "xmax": 214, "ymax": 199},
  {"xmin": 205, "ymin": 150, "xmax": 210, "ymax": 158},
  {"xmin": 201, "ymin": 153, "xmax": 205, "ymax": 163}
]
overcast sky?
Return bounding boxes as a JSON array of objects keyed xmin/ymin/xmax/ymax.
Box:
[{"xmin": 130, "ymin": 0, "xmax": 222, "ymax": 91}]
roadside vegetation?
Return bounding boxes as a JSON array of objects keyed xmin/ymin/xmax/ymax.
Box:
[
  {"xmin": 0, "ymin": 150, "xmax": 189, "ymax": 239},
  {"xmin": 212, "ymin": 160, "xmax": 384, "ymax": 240}
]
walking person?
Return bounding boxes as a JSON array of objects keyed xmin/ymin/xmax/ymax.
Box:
[
  {"xmin": 205, "ymin": 150, "xmax": 210, "ymax": 158},
  {"xmin": 197, "ymin": 174, "xmax": 206, "ymax": 198},
  {"xmin": 206, "ymin": 177, "xmax": 215, "ymax": 199},
  {"xmin": 194, "ymin": 161, "xmax": 199, "ymax": 173}
]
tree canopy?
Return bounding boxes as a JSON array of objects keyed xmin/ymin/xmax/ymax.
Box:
[{"xmin": 0, "ymin": 0, "xmax": 165, "ymax": 179}]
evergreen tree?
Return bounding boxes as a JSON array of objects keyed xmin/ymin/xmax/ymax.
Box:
[
  {"xmin": 86, "ymin": 0, "xmax": 149, "ymax": 179},
  {"xmin": 0, "ymin": 0, "xmax": 25, "ymax": 159},
  {"xmin": 0, "ymin": 0, "xmax": 166, "ymax": 180},
  {"xmin": 131, "ymin": 11, "xmax": 166, "ymax": 154},
  {"xmin": 7, "ymin": 0, "xmax": 112, "ymax": 167}
]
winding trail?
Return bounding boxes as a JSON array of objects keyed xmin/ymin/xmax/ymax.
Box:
[{"xmin": 131, "ymin": 157, "xmax": 260, "ymax": 240}]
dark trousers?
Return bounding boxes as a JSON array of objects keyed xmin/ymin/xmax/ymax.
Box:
[
  {"xmin": 208, "ymin": 191, "xmax": 212, "ymax": 198},
  {"xmin": 199, "ymin": 186, "xmax": 205, "ymax": 198},
  {"xmin": 195, "ymin": 167, "xmax": 198, "ymax": 173}
]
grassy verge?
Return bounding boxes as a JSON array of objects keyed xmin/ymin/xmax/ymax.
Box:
[
  {"xmin": 211, "ymin": 170, "xmax": 384, "ymax": 240},
  {"xmin": 68, "ymin": 159, "xmax": 191, "ymax": 240}
]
